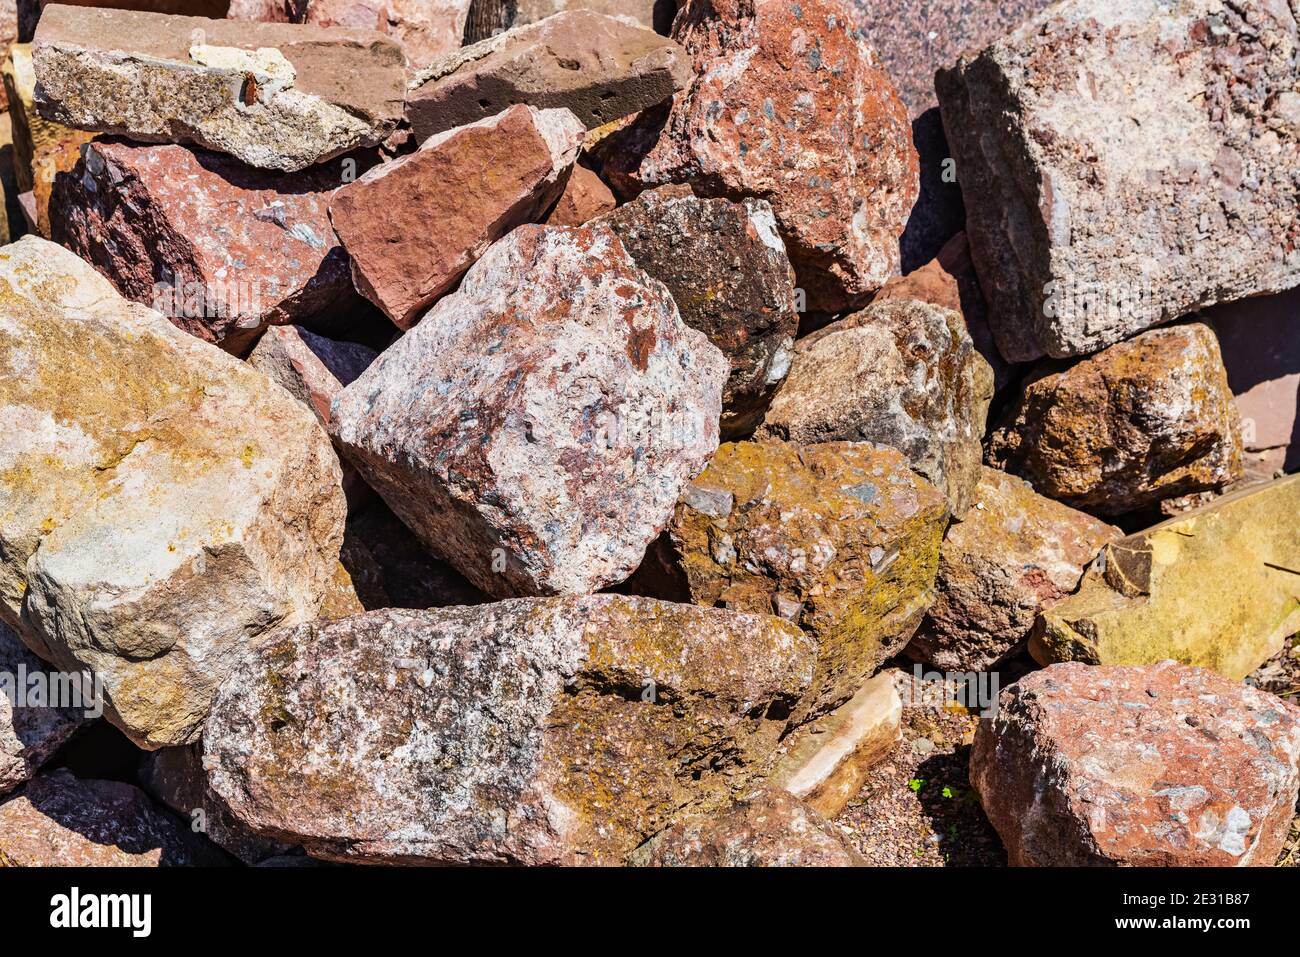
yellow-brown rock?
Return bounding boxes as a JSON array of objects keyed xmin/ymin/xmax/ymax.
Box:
[
  {"xmin": 667, "ymin": 440, "xmax": 948, "ymax": 721},
  {"xmin": 1034, "ymin": 475, "xmax": 1300, "ymax": 680}
]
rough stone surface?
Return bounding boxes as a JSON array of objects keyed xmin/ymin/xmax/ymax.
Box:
[
  {"xmin": 332, "ymin": 221, "xmax": 728, "ymax": 597},
  {"xmin": 907, "ymin": 467, "xmax": 1121, "ymax": 673},
  {"xmin": 544, "ymin": 163, "xmax": 616, "ymax": 226},
  {"xmin": 1035, "ymin": 475, "xmax": 1300, "ymax": 682},
  {"xmin": 203, "ymin": 596, "xmax": 815, "ymax": 865},
  {"xmin": 936, "ymin": 0, "xmax": 1300, "ymax": 361},
  {"xmin": 508, "ymin": 0, "xmax": 669, "ymax": 36},
  {"xmin": 759, "ymin": 297, "xmax": 994, "ymax": 517},
  {"xmin": 971, "ymin": 661, "xmax": 1300, "ymax": 866},
  {"xmin": 628, "ymin": 787, "xmax": 864, "ymax": 866},
  {"xmin": 32, "ymin": 6, "xmax": 407, "ymax": 171},
  {"xmin": 407, "ymin": 10, "xmax": 691, "ymax": 140},
  {"xmin": 0, "ymin": 237, "xmax": 346, "ymax": 749},
  {"xmin": 600, "ymin": 0, "xmax": 918, "ymax": 313},
  {"xmin": 304, "ymin": 0, "xmax": 471, "ymax": 69},
  {"xmin": 769, "ymin": 671, "xmax": 900, "ymax": 818},
  {"xmin": 19, "ymin": 0, "xmax": 238, "ymax": 41},
  {"xmin": 248, "ymin": 324, "xmax": 377, "ymax": 428},
  {"xmin": 0, "ymin": 622, "xmax": 88, "ymax": 796},
  {"xmin": 330, "ymin": 105, "xmax": 584, "ymax": 329},
  {"xmin": 988, "ymin": 323, "xmax": 1244, "ymax": 516},
  {"xmin": 51, "ymin": 139, "xmax": 365, "ymax": 354},
  {"xmin": 140, "ymin": 743, "xmax": 289, "ymax": 865},
  {"xmin": 667, "ymin": 440, "xmax": 947, "ymax": 721},
  {"xmin": 598, "ymin": 183, "xmax": 798, "ymax": 438},
  {"xmin": 0, "ymin": 769, "xmax": 227, "ymax": 866}
]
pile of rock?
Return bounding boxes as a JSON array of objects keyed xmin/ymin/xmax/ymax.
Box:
[{"xmin": 0, "ymin": 0, "xmax": 1295, "ymax": 868}]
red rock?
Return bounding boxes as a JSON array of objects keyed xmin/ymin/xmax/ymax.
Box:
[
  {"xmin": 303, "ymin": 0, "xmax": 471, "ymax": 69},
  {"xmin": 248, "ymin": 324, "xmax": 377, "ymax": 428},
  {"xmin": 545, "ymin": 164, "xmax": 616, "ymax": 227},
  {"xmin": 329, "ymin": 105, "xmax": 585, "ymax": 329},
  {"xmin": 331, "ymin": 221, "xmax": 728, "ymax": 597},
  {"xmin": 0, "ymin": 769, "xmax": 228, "ymax": 866},
  {"xmin": 971, "ymin": 662, "xmax": 1300, "ymax": 866},
  {"xmin": 600, "ymin": 0, "xmax": 918, "ymax": 312},
  {"xmin": 51, "ymin": 139, "xmax": 366, "ymax": 354}
]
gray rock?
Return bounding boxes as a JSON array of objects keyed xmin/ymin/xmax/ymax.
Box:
[{"xmin": 0, "ymin": 622, "xmax": 88, "ymax": 796}]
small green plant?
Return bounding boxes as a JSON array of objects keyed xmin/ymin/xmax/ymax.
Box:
[{"xmin": 907, "ymin": 777, "xmax": 925, "ymax": 793}]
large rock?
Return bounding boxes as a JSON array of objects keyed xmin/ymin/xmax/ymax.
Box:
[
  {"xmin": 203, "ymin": 596, "xmax": 815, "ymax": 865},
  {"xmin": 907, "ymin": 467, "xmax": 1121, "ymax": 673},
  {"xmin": 0, "ymin": 237, "xmax": 346, "ymax": 748},
  {"xmin": 330, "ymin": 105, "xmax": 583, "ymax": 329},
  {"xmin": 598, "ymin": 184, "xmax": 799, "ymax": 438},
  {"xmin": 971, "ymin": 661, "xmax": 1300, "ymax": 866},
  {"xmin": 759, "ymin": 298, "xmax": 994, "ymax": 517},
  {"xmin": 331, "ymin": 221, "xmax": 728, "ymax": 597},
  {"xmin": 32, "ymin": 6, "xmax": 406, "ymax": 171},
  {"xmin": 406, "ymin": 10, "xmax": 691, "ymax": 140},
  {"xmin": 303, "ymin": 0, "xmax": 470, "ymax": 69},
  {"xmin": 988, "ymin": 323, "xmax": 1243, "ymax": 516},
  {"xmin": 0, "ymin": 769, "xmax": 227, "ymax": 866},
  {"xmin": 544, "ymin": 163, "xmax": 616, "ymax": 226},
  {"xmin": 19, "ymin": 1, "xmax": 239, "ymax": 41},
  {"xmin": 666, "ymin": 440, "xmax": 947, "ymax": 720},
  {"xmin": 50, "ymin": 139, "xmax": 365, "ymax": 354},
  {"xmin": 627, "ymin": 788, "xmax": 864, "ymax": 866},
  {"xmin": 937, "ymin": 0, "xmax": 1300, "ymax": 362},
  {"xmin": 1034, "ymin": 475, "xmax": 1300, "ymax": 682},
  {"xmin": 0, "ymin": 623, "xmax": 88, "ymax": 796},
  {"xmin": 600, "ymin": 0, "xmax": 918, "ymax": 312}
]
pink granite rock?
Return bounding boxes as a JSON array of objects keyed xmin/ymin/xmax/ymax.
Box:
[
  {"xmin": 600, "ymin": 0, "xmax": 918, "ymax": 312},
  {"xmin": 248, "ymin": 324, "xmax": 377, "ymax": 428},
  {"xmin": 331, "ymin": 221, "xmax": 729, "ymax": 597},
  {"xmin": 329, "ymin": 105, "xmax": 585, "ymax": 329},
  {"xmin": 304, "ymin": 0, "xmax": 470, "ymax": 69},
  {"xmin": 51, "ymin": 139, "xmax": 367, "ymax": 354},
  {"xmin": 971, "ymin": 661, "xmax": 1300, "ymax": 866}
]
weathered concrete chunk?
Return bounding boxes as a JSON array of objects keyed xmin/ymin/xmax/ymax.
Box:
[
  {"xmin": 600, "ymin": 0, "xmax": 918, "ymax": 312},
  {"xmin": 407, "ymin": 10, "xmax": 691, "ymax": 140},
  {"xmin": 51, "ymin": 139, "xmax": 365, "ymax": 354},
  {"xmin": 769, "ymin": 672, "xmax": 901, "ymax": 819},
  {"xmin": 907, "ymin": 467, "xmax": 1121, "ymax": 673},
  {"xmin": 1034, "ymin": 475, "xmax": 1300, "ymax": 682},
  {"xmin": 203, "ymin": 596, "xmax": 815, "ymax": 865},
  {"xmin": 0, "ymin": 622, "xmax": 88, "ymax": 796},
  {"xmin": 304, "ymin": 0, "xmax": 470, "ymax": 69},
  {"xmin": 598, "ymin": 184, "xmax": 799, "ymax": 438},
  {"xmin": 972, "ymin": 661, "xmax": 1300, "ymax": 866},
  {"xmin": 544, "ymin": 163, "xmax": 616, "ymax": 227},
  {"xmin": 667, "ymin": 440, "xmax": 947, "ymax": 720},
  {"xmin": 248, "ymin": 324, "xmax": 377, "ymax": 428},
  {"xmin": 988, "ymin": 323, "xmax": 1243, "ymax": 516},
  {"xmin": 760, "ymin": 298, "xmax": 994, "ymax": 517},
  {"xmin": 627, "ymin": 787, "xmax": 864, "ymax": 866},
  {"xmin": 32, "ymin": 6, "xmax": 407, "ymax": 171},
  {"xmin": 0, "ymin": 237, "xmax": 346, "ymax": 749},
  {"xmin": 0, "ymin": 768, "xmax": 228, "ymax": 866},
  {"xmin": 937, "ymin": 0, "xmax": 1300, "ymax": 361},
  {"xmin": 330, "ymin": 105, "xmax": 584, "ymax": 329},
  {"xmin": 331, "ymin": 221, "xmax": 728, "ymax": 597}
]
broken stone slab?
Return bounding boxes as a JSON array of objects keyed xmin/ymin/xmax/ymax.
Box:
[
  {"xmin": 907, "ymin": 467, "xmax": 1122, "ymax": 673},
  {"xmin": 32, "ymin": 6, "xmax": 407, "ymax": 171},
  {"xmin": 50, "ymin": 139, "xmax": 367, "ymax": 354},
  {"xmin": 303, "ymin": 0, "xmax": 470, "ymax": 70},
  {"xmin": 971, "ymin": 661, "xmax": 1300, "ymax": 866},
  {"xmin": 627, "ymin": 787, "xmax": 864, "ymax": 866},
  {"xmin": 599, "ymin": 0, "xmax": 918, "ymax": 313},
  {"xmin": 331, "ymin": 221, "xmax": 728, "ymax": 597},
  {"xmin": 1034, "ymin": 475, "xmax": 1300, "ymax": 682},
  {"xmin": 0, "ymin": 622, "xmax": 89, "ymax": 797},
  {"xmin": 0, "ymin": 768, "xmax": 229, "ymax": 866},
  {"xmin": 988, "ymin": 323, "xmax": 1243, "ymax": 516},
  {"xmin": 140, "ymin": 744, "xmax": 290, "ymax": 865},
  {"xmin": 329, "ymin": 105, "xmax": 584, "ymax": 329},
  {"xmin": 544, "ymin": 163, "xmax": 616, "ymax": 226},
  {"xmin": 19, "ymin": 1, "xmax": 239, "ymax": 42},
  {"xmin": 598, "ymin": 184, "xmax": 799, "ymax": 438},
  {"xmin": 666, "ymin": 440, "xmax": 947, "ymax": 721},
  {"xmin": 247, "ymin": 325, "xmax": 377, "ymax": 429},
  {"xmin": 406, "ymin": 10, "xmax": 691, "ymax": 141},
  {"xmin": 936, "ymin": 0, "xmax": 1300, "ymax": 361},
  {"xmin": 203, "ymin": 596, "xmax": 815, "ymax": 865},
  {"xmin": 769, "ymin": 672, "xmax": 901, "ymax": 819},
  {"xmin": 0, "ymin": 236, "xmax": 347, "ymax": 749},
  {"xmin": 759, "ymin": 297, "xmax": 994, "ymax": 517}
]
